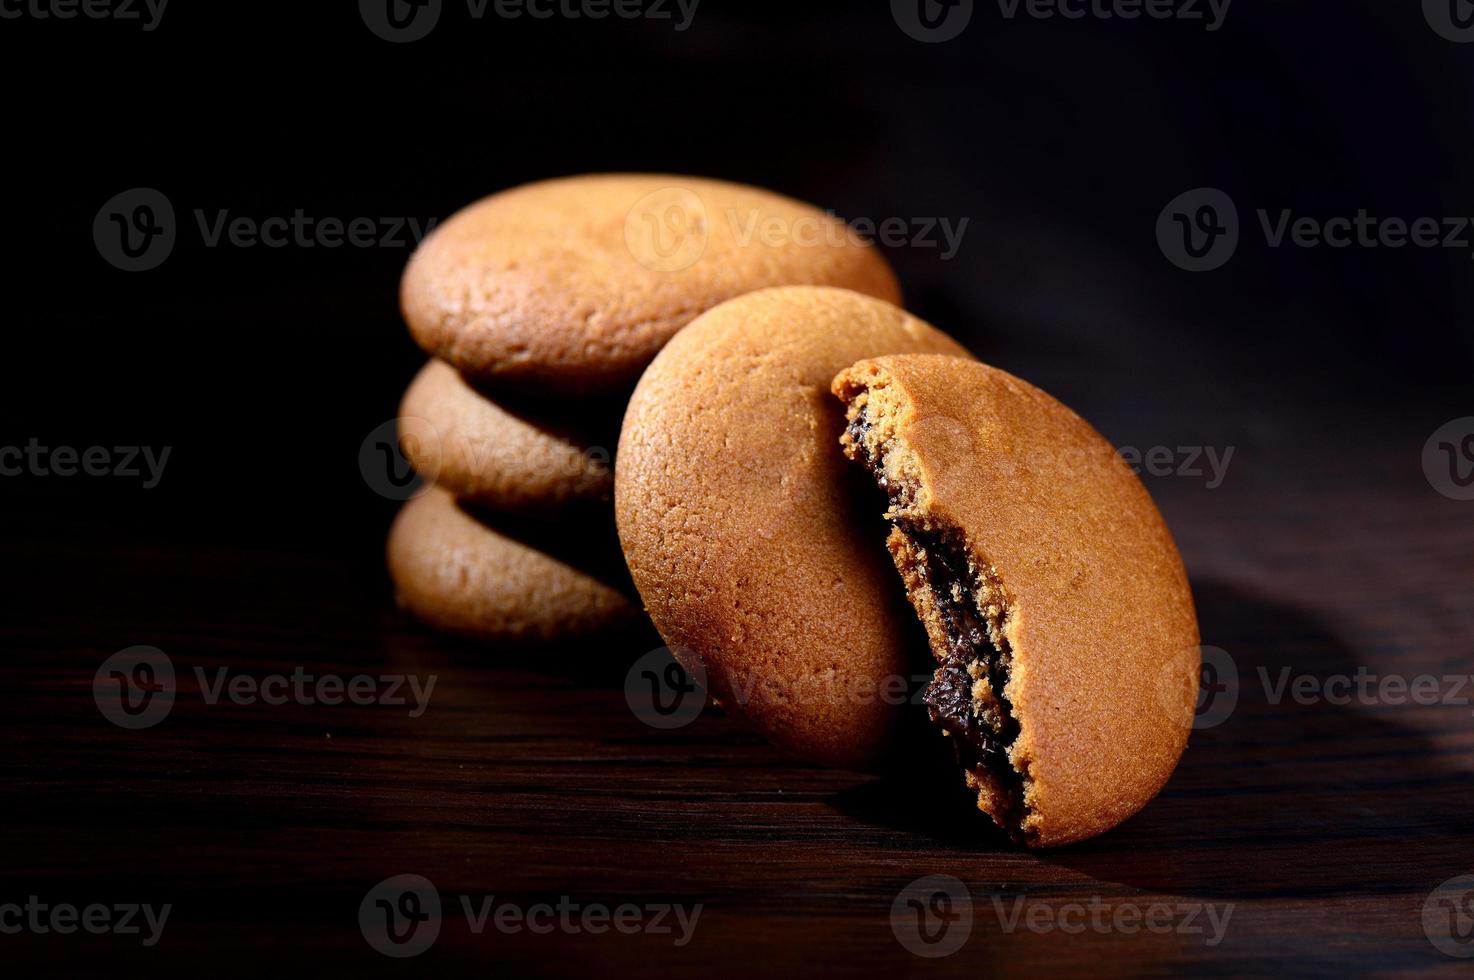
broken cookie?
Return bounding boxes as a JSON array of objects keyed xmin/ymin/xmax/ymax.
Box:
[{"xmin": 833, "ymin": 354, "xmax": 1200, "ymax": 847}]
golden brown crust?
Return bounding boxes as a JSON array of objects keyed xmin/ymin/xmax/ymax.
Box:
[
  {"xmin": 400, "ymin": 174, "xmax": 902, "ymax": 395},
  {"xmin": 387, "ymin": 486, "xmax": 640, "ymax": 642},
  {"xmin": 398, "ymin": 360, "xmax": 614, "ymax": 513},
  {"xmin": 614, "ymin": 287, "xmax": 970, "ymax": 770},
  {"xmin": 832, "ymin": 354, "xmax": 1200, "ymax": 846}
]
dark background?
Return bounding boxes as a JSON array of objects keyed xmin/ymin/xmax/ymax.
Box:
[{"xmin": 4, "ymin": 0, "xmax": 1474, "ymax": 975}]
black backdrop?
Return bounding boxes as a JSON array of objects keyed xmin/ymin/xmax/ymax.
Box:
[
  {"xmin": 4, "ymin": 2, "xmax": 1474, "ymax": 974},
  {"xmin": 6, "ymin": 0, "xmax": 1471, "ymax": 569}
]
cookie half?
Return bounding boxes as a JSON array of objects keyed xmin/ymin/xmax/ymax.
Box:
[
  {"xmin": 388, "ymin": 486, "xmax": 640, "ymax": 643},
  {"xmin": 399, "ymin": 360, "xmax": 615, "ymax": 513},
  {"xmin": 401, "ymin": 174, "xmax": 902, "ymax": 395},
  {"xmin": 615, "ymin": 287, "xmax": 971, "ymax": 770},
  {"xmin": 832, "ymin": 354, "xmax": 1200, "ymax": 846}
]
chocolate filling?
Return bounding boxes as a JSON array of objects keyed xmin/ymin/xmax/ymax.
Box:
[
  {"xmin": 910, "ymin": 530, "xmax": 1019, "ymax": 773},
  {"xmin": 844, "ymin": 411, "xmax": 894, "ymax": 500},
  {"xmin": 842, "ymin": 399, "xmax": 1026, "ymax": 833}
]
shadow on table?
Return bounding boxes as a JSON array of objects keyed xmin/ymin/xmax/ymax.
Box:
[{"xmin": 830, "ymin": 579, "xmax": 1474, "ymax": 899}]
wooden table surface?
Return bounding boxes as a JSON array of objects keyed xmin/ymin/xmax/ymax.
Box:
[{"xmin": 3, "ymin": 405, "xmax": 1472, "ymax": 978}]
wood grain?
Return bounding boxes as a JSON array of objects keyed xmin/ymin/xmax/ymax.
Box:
[{"xmin": 3, "ymin": 430, "xmax": 1472, "ymax": 977}]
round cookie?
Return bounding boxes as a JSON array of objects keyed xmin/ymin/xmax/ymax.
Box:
[
  {"xmin": 615, "ymin": 286, "xmax": 971, "ymax": 770},
  {"xmin": 399, "ymin": 360, "xmax": 614, "ymax": 513},
  {"xmin": 832, "ymin": 354, "xmax": 1200, "ymax": 847},
  {"xmin": 401, "ymin": 174, "xmax": 902, "ymax": 395},
  {"xmin": 388, "ymin": 486, "xmax": 640, "ymax": 643}
]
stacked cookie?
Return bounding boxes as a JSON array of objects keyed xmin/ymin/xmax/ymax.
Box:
[{"xmin": 387, "ymin": 174, "xmax": 902, "ymax": 645}]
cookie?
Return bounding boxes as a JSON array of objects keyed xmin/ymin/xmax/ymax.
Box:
[
  {"xmin": 399, "ymin": 360, "xmax": 615, "ymax": 513},
  {"xmin": 832, "ymin": 354, "xmax": 1200, "ymax": 847},
  {"xmin": 615, "ymin": 287, "xmax": 971, "ymax": 770},
  {"xmin": 401, "ymin": 174, "xmax": 902, "ymax": 395},
  {"xmin": 388, "ymin": 486, "xmax": 640, "ymax": 643}
]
